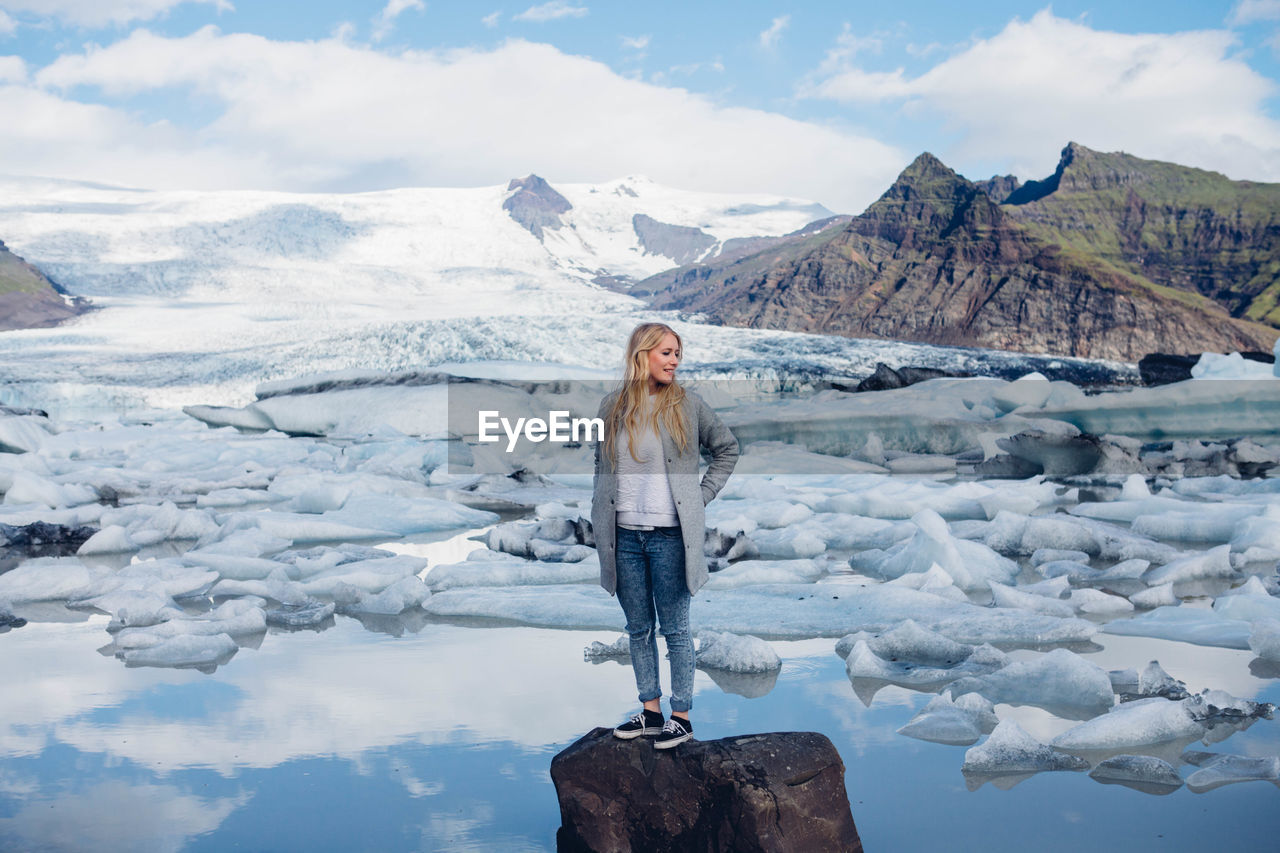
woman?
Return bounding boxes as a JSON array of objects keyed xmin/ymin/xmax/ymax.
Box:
[{"xmin": 592, "ymin": 322, "xmax": 739, "ymax": 749}]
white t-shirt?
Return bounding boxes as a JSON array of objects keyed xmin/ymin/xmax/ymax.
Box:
[{"xmin": 614, "ymin": 394, "xmax": 679, "ymax": 528}]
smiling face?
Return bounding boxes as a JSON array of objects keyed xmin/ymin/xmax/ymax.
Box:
[{"xmin": 646, "ymin": 332, "xmax": 681, "ymax": 392}]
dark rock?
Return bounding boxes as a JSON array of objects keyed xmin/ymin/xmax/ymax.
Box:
[
  {"xmin": 854, "ymin": 363, "xmax": 968, "ymax": 393},
  {"xmin": 503, "ymin": 174, "xmax": 572, "ymax": 241},
  {"xmin": 1138, "ymin": 353, "xmax": 1199, "ymax": 386},
  {"xmin": 551, "ymin": 728, "xmax": 861, "ymax": 853},
  {"xmin": 974, "ymin": 454, "xmax": 1044, "ymax": 479},
  {"xmin": 996, "ymin": 431, "xmax": 1104, "ymax": 477},
  {"xmin": 0, "ymin": 521, "xmax": 98, "ymax": 558},
  {"xmin": 0, "ymin": 405, "xmax": 49, "ymax": 418},
  {"xmin": 856, "ymin": 362, "xmax": 905, "ymax": 392},
  {"xmin": 0, "ymin": 606, "xmax": 27, "ymax": 630},
  {"xmin": 975, "ymin": 174, "xmax": 1021, "ymax": 203},
  {"xmin": 1241, "ymin": 350, "xmax": 1277, "ymax": 364},
  {"xmin": 573, "ymin": 516, "xmax": 596, "ymax": 548},
  {"xmin": 632, "ymin": 214, "xmax": 717, "ymax": 266}
]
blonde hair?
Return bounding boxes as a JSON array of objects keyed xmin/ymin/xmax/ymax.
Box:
[{"xmin": 605, "ymin": 322, "xmax": 689, "ymax": 468}]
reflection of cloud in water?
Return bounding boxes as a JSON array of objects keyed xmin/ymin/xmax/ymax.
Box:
[
  {"xmin": 29, "ymin": 622, "xmax": 650, "ymax": 774},
  {"xmin": 0, "ymin": 780, "xmax": 249, "ymax": 853}
]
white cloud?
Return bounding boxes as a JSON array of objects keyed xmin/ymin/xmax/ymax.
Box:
[
  {"xmin": 0, "ymin": 10, "xmax": 14, "ymax": 34},
  {"xmin": 372, "ymin": 0, "xmax": 424, "ymax": 42},
  {"xmin": 21, "ymin": 27, "xmax": 903, "ymax": 211},
  {"xmin": 1229, "ymin": 0, "xmax": 1280, "ymax": 25},
  {"xmin": 513, "ymin": 1, "xmax": 587, "ymax": 23},
  {"xmin": 481, "ymin": 10, "xmax": 500, "ymax": 28},
  {"xmin": 801, "ymin": 9, "xmax": 1280, "ymax": 183},
  {"xmin": 0, "ymin": 0, "xmax": 231, "ymax": 28},
  {"xmin": 621, "ymin": 34, "xmax": 649, "ymax": 50},
  {"xmin": 0, "ymin": 55, "xmax": 23, "ymax": 80},
  {"xmin": 759, "ymin": 14, "xmax": 789, "ymax": 50}
]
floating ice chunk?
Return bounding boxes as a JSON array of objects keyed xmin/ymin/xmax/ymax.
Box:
[
  {"xmin": 1213, "ymin": 576, "xmax": 1280, "ymax": 623},
  {"xmin": 3, "ymin": 471, "xmax": 97, "ymax": 509},
  {"xmin": 696, "ymin": 630, "xmax": 781, "ymax": 673},
  {"xmin": 265, "ymin": 600, "xmax": 335, "ymax": 628},
  {"xmin": 0, "ymin": 415, "xmax": 49, "ymax": 453},
  {"xmin": 1185, "ymin": 754, "xmax": 1280, "ymax": 793},
  {"xmin": 1094, "ymin": 558, "xmax": 1150, "ymax": 582},
  {"xmin": 859, "ymin": 619, "xmax": 976, "ymax": 666},
  {"xmin": 209, "ymin": 511, "xmax": 397, "ymax": 544},
  {"xmin": 706, "ymin": 499, "xmax": 812, "ymax": 530},
  {"xmin": 1249, "ymin": 619, "xmax": 1280, "ymax": 661},
  {"xmin": 182, "ymin": 551, "xmax": 290, "ymax": 581},
  {"xmin": 703, "ymin": 558, "xmax": 827, "ymax": 590},
  {"xmin": 1132, "ymin": 506, "xmax": 1262, "ymax": 543},
  {"xmin": 287, "ymin": 486, "xmax": 351, "ymax": 514},
  {"xmin": 428, "ymin": 582, "xmax": 1097, "ymax": 644},
  {"xmin": 1019, "ymin": 575, "xmax": 1071, "ymax": 599},
  {"xmin": 300, "ymin": 554, "xmax": 428, "ymax": 596},
  {"xmin": 120, "ymin": 633, "xmax": 239, "ymax": 668},
  {"xmin": 1144, "ymin": 546, "xmax": 1235, "ymax": 585},
  {"xmin": 1186, "ymin": 688, "xmax": 1275, "ymax": 724},
  {"xmin": 990, "ymin": 372, "xmax": 1053, "ymax": 412},
  {"xmin": 897, "ymin": 693, "xmax": 998, "ymax": 745},
  {"xmin": 883, "ymin": 564, "xmax": 969, "ymax": 602},
  {"xmin": 1128, "ymin": 661, "xmax": 1189, "ymax": 701},
  {"xmin": 990, "ymin": 582, "xmax": 1075, "ymax": 617},
  {"xmin": 324, "ymin": 493, "xmax": 497, "ymax": 536},
  {"xmin": 1131, "ymin": 584, "xmax": 1179, "ymax": 609},
  {"xmin": 197, "ymin": 488, "xmax": 285, "ymax": 508},
  {"xmin": 819, "ymin": 479, "xmax": 987, "ymax": 521},
  {"xmin": 1088, "ymin": 756, "xmax": 1183, "ymax": 792},
  {"xmin": 1036, "ymin": 560, "xmax": 1099, "ymax": 582},
  {"xmin": 584, "ymin": 635, "xmax": 629, "ymax": 659},
  {"xmin": 113, "ymin": 600, "xmax": 267, "ymax": 649},
  {"xmin": 426, "ymin": 553, "xmax": 597, "ymax": 591},
  {"xmin": 339, "ymin": 575, "xmax": 430, "ymax": 615},
  {"xmin": 0, "ymin": 558, "xmax": 107, "ymax": 603},
  {"xmin": 1120, "ymin": 474, "xmax": 1151, "ymax": 499},
  {"xmin": 103, "ymin": 592, "xmax": 184, "ymax": 630},
  {"xmin": 77, "ymin": 525, "xmax": 135, "ymax": 555},
  {"xmin": 854, "ymin": 510, "xmax": 1017, "ymax": 591},
  {"xmin": 950, "ymin": 648, "xmax": 1114, "ymax": 717},
  {"xmin": 1104, "ymin": 606, "xmax": 1252, "ymax": 649},
  {"xmin": 210, "ymin": 576, "xmax": 308, "ymax": 605},
  {"xmin": 1231, "ymin": 504, "xmax": 1280, "ymax": 553},
  {"xmin": 1069, "ymin": 495, "xmax": 1195, "ymax": 525},
  {"xmin": 845, "ymin": 638, "xmax": 1006, "ymax": 687},
  {"xmin": 1051, "ymin": 698, "xmax": 1205, "ymax": 751},
  {"xmin": 1069, "ymin": 588, "xmax": 1135, "ymax": 616},
  {"xmin": 963, "ymin": 720, "xmax": 1089, "ymax": 773},
  {"xmin": 981, "ymin": 511, "xmax": 1100, "ymax": 557},
  {"xmin": 1030, "ymin": 548, "xmax": 1090, "ymax": 567},
  {"xmin": 750, "ymin": 526, "xmax": 826, "ymax": 559},
  {"xmin": 1192, "ymin": 351, "xmax": 1277, "ymax": 380}
]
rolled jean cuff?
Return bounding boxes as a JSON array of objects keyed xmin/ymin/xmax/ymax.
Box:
[
  {"xmin": 638, "ymin": 689, "xmax": 661, "ymax": 703},
  {"xmin": 669, "ymin": 696, "xmax": 692, "ymax": 713}
]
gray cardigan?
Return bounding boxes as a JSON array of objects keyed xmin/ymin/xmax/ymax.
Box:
[{"xmin": 592, "ymin": 388, "xmax": 739, "ymax": 596}]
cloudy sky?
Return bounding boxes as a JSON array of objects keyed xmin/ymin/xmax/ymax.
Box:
[{"xmin": 2, "ymin": 0, "xmax": 1279, "ymax": 212}]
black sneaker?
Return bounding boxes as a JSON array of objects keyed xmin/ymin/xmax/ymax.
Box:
[
  {"xmin": 614, "ymin": 709, "xmax": 664, "ymax": 740},
  {"xmin": 653, "ymin": 716, "xmax": 693, "ymax": 749}
]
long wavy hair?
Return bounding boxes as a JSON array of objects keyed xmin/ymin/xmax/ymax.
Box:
[{"xmin": 604, "ymin": 322, "xmax": 689, "ymax": 469}]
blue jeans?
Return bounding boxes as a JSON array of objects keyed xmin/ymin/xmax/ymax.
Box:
[{"xmin": 615, "ymin": 525, "xmax": 694, "ymax": 714}]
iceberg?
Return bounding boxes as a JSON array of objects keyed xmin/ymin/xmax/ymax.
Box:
[
  {"xmin": 1104, "ymin": 606, "xmax": 1253, "ymax": 649},
  {"xmin": 897, "ymin": 692, "xmax": 999, "ymax": 746},
  {"xmin": 1087, "ymin": 755, "xmax": 1183, "ymax": 793},
  {"xmin": 962, "ymin": 720, "xmax": 1089, "ymax": 773},
  {"xmin": 949, "ymin": 648, "xmax": 1115, "ymax": 718},
  {"xmin": 1051, "ymin": 698, "xmax": 1205, "ymax": 751},
  {"xmin": 696, "ymin": 630, "xmax": 781, "ymax": 673},
  {"xmin": 1185, "ymin": 754, "xmax": 1280, "ymax": 793},
  {"xmin": 119, "ymin": 633, "xmax": 240, "ymax": 669}
]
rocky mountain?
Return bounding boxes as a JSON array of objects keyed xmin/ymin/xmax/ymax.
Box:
[
  {"xmin": 642, "ymin": 146, "xmax": 1279, "ymax": 362},
  {"xmin": 0, "ymin": 240, "xmax": 84, "ymax": 332}
]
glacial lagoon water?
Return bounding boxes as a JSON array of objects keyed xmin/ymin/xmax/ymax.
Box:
[{"xmin": 2, "ymin": 591, "xmax": 1278, "ymax": 852}]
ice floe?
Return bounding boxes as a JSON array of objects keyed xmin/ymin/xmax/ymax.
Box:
[
  {"xmin": 1087, "ymin": 755, "xmax": 1183, "ymax": 793},
  {"xmin": 695, "ymin": 630, "xmax": 781, "ymax": 673},
  {"xmin": 1051, "ymin": 698, "xmax": 1205, "ymax": 752},
  {"xmin": 950, "ymin": 648, "xmax": 1115, "ymax": 718},
  {"xmin": 963, "ymin": 720, "xmax": 1089, "ymax": 774},
  {"xmin": 897, "ymin": 692, "xmax": 999, "ymax": 745}
]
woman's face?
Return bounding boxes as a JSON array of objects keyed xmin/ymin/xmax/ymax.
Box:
[{"xmin": 646, "ymin": 332, "xmax": 681, "ymax": 390}]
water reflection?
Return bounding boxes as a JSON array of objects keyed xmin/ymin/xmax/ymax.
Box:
[{"xmin": 1, "ymin": 616, "xmax": 1278, "ymax": 851}]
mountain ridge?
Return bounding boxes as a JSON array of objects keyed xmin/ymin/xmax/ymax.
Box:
[{"xmin": 639, "ymin": 144, "xmax": 1279, "ymax": 361}]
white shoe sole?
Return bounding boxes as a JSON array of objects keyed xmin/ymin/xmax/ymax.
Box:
[{"xmin": 613, "ymin": 726, "xmax": 662, "ymax": 740}]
